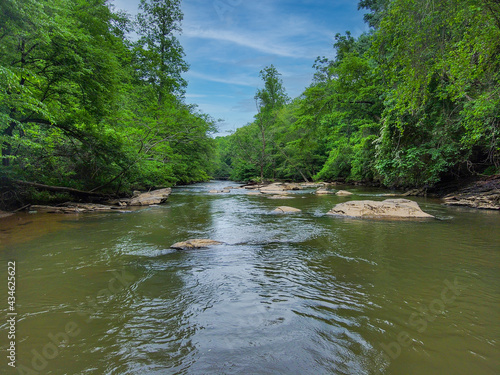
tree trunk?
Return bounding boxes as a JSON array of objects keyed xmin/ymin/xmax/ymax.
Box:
[{"xmin": 1, "ymin": 122, "xmax": 16, "ymax": 167}]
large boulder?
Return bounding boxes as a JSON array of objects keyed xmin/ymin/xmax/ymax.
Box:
[
  {"xmin": 272, "ymin": 206, "xmax": 302, "ymax": 213},
  {"xmin": 128, "ymin": 188, "xmax": 172, "ymax": 206},
  {"xmin": 327, "ymin": 199, "xmax": 434, "ymax": 219},
  {"xmin": 170, "ymin": 239, "xmax": 225, "ymax": 250}
]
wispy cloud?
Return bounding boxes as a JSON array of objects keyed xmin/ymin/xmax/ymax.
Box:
[
  {"xmin": 185, "ymin": 70, "xmax": 257, "ymax": 87},
  {"xmin": 183, "ymin": 27, "xmax": 315, "ymax": 58}
]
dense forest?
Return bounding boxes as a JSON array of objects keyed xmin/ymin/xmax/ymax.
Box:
[
  {"xmin": 1, "ymin": 0, "xmax": 499, "ymax": 208},
  {"xmin": 0, "ymin": 0, "xmax": 215, "ymax": 208},
  {"xmin": 214, "ymin": 0, "xmax": 500, "ymax": 188}
]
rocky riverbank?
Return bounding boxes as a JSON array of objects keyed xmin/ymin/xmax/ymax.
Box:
[
  {"xmin": 1, "ymin": 188, "xmax": 172, "ymax": 215},
  {"xmin": 442, "ymin": 175, "xmax": 500, "ymax": 210}
]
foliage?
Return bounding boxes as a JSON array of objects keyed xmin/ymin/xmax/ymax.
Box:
[
  {"xmin": 214, "ymin": 0, "xmax": 499, "ymax": 187},
  {"xmin": 0, "ymin": 0, "xmax": 215, "ymax": 200}
]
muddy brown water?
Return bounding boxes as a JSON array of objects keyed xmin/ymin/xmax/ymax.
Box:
[{"xmin": 0, "ymin": 181, "xmax": 499, "ymax": 374}]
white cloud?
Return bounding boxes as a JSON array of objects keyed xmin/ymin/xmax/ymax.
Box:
[
  {"xmin": 185, "ymin": 70, "xmax": 258, "ymax": 87},
  {"xmin": 183, "ymin": 27, "xmax": 316, "ymax": 58}
]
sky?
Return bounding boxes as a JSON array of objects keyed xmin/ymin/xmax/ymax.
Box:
[{"xmin": 111, "ymin": 0, "xmax": 369, "ymax": 136}]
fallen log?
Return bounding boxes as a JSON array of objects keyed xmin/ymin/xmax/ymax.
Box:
[{"xmin": 13, "ymin": 180, "xmax": 111, "ymax": 198}]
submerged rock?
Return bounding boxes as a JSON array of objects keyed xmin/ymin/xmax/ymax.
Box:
[
  {"xmin": 327, "ymin": 199, "xmax": 434, "ymax": 219},
  {"xmin": 170, "ymin": 239, "xmax": 225, "ymax": 250},
  {"xmin": 128, "ymin": 188, "xmax": 172, "ymax": 206},
  {"xmin": 272, "ymin": 206, "xmax": 302, "ymax": 213},
  {"xmin": 336, "ymin": 190, "xmax": 353, "ymax": 196}
]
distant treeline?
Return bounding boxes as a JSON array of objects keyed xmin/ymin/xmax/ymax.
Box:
[{"xmin": 213, "ymin": 0, "xmax": 500, "ymax": 187}]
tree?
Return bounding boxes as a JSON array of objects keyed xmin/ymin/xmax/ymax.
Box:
[
  {"xmin": 253, "ymin": 65, "xmax": 288, "ymax": 180},
  {"xmin": 135, "ymin": 0, "xmax": 189, "ymax": 104}
]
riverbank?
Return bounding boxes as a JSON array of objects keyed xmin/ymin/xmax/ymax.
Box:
[{"xmin": 1, "ymin": 175, "xmax": 499, "ymax": 218}]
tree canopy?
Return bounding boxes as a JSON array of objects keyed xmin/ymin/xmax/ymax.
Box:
[
  {"xmin": 213, "ymin": 0, "xmax": 499, "ymax": 187},
  {"xmin": 0, "ymin": 0, "xmax": 215, "ymax": 207}
]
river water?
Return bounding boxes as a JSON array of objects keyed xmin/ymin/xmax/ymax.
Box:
[{"xmin": 0, "ymin": 181, "xmax": 499, "ymax": 374}]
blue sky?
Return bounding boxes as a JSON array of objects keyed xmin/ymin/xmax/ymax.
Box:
[{"xmin": 111, "ymin": 0, "xmax": 368, "ymax": 136}]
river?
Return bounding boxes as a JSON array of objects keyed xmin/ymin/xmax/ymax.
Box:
[{"xmin": 0, "ymin": 181, "xmax": 499, "ymax": 374}]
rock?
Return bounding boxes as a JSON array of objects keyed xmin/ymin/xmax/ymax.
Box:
[
  {"xmin": 272, "ymin": 206, "xmax": 302, "ymax": 213},
  {"xmin": 209, "ymin": 189, "xmax": 230, "ymax": 194},
  {"xmin": 443, "ymin": 191, "xmax": 500, "ymax": 210},
  {"xmin": 0, "ymin": 210, "xmax": 14, "ymax": 219},
  {"xmin": 243, "ymin": 184, "xmax": 265, "ymax": 190},
  {"xmin": 247, "ymin": 191, "xmax": 262, "ymax": 195},
  {"xmin": 403, "ymin": 188, "xmax": 426, "ymax": 197},
  {"xmin": 261, "ymin": 189, "xmax": 286, "ymax": 195},
  {"xmin": 128, "ymin": 188, "xmax": 172, "ymax": 206},
  {"xmin": 316, "ymin": 189, "xmax": 333, "ymax": 195},
  {"xmin": 301, "ymin": 182, "xmax": 326, "ymax": 188},
  {"xmin": 336, "ymin": 190, "xmax": 353, "ymax": 196},
  {"xmin": 223, "ymin": 186, "xmax": 233, "ymax": 190},
  {"xmin": 268, "ymin": 195, "xmax": 295, "ymax": 199},
  {"xmin": 442, "ymin": 176, "xmax": 500, "ymax": 210},
  {"xmin": 283, "ymin": 183, "xmax": 302, "ymax": 191},
  {"xmin": 327, "ymin": 199, "xmax": 434, "ymax": 219},
  {"xmin": 260, "ymin": 183, "xmax": 286, "ymax": 194},
  {"xmin": 170, "ymin": 239, "xmax": 225, "ymax": 250}
]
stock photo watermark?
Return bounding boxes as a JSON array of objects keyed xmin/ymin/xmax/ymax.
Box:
[
  {"xmin": 15, "ymin": 269, "xmax": 135, "ymax": 374},
  {"xmin": 213, "ymin": 0, "xmax": 243, "ymax": 23},
  {"xmin": 6, "ymin": 261, "xmax": 17, "ymax": 368},
  {"xmin": 380, "ymin": 277, "xmax": 464, "ymax": 362}
]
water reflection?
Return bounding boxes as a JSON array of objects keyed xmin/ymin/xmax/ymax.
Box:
[{"xmin": 0, "ymin": 181, "xmax": 498, "ymax": 374}]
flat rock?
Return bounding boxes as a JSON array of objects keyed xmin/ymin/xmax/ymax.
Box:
[
  {"xmin": 128, "ymin": 188, "xmax": 172, "ymax": 206},
  {"xmin": 272, "ymin": 206, "xmax": 302, "ymax": 213},
  {"xmin": 170, "ymin": 239, "xmax": 225, "ymax": 250},
  {"xmin": 301, "ymin": 182, "xmax": 326, "ymax": 188},
  {"xmin": 247, "ymin": 191, "xmax": 262, "ymax": 195},
  {"xmin": 0, "ymin": 210, "xmax": 14, "ymax": 219},
  {"xmin": 336, "ymin": 190, "xmax": 353, "ymax": 196},
  {"xmin": 268, "ymin": 195, "xmax": 295, "ymax": 199},
  {"xmin": 316, "ymin": 189, "xmax": 333, "ymax": 195},
  {"xmin": 327, "ymin": 199, "xmax": 434, "ymax": 219},
  {"xmin": 443, "ymin": 176, "xmax": 500, "ymax": 209},
  {"xmin": 283, "ymin": 183, "xmax": 303, "ymax": 191},
  {"xmin": 443, "ymin": 190, "xmax": 500, "ymax": 210}
]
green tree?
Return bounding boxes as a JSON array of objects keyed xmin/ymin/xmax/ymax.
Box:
[
  {"xmin": 254, "ymin": 64, "xmax": 288, "ymax": 180},
  {"xmin": 135, "ymin": 0, "xmax": 188, "ymax": 104}
]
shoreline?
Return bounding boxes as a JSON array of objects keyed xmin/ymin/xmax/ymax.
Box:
[{"xmin": 1, "ymin": 176, "xmax": 499, "ymax": 218}]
